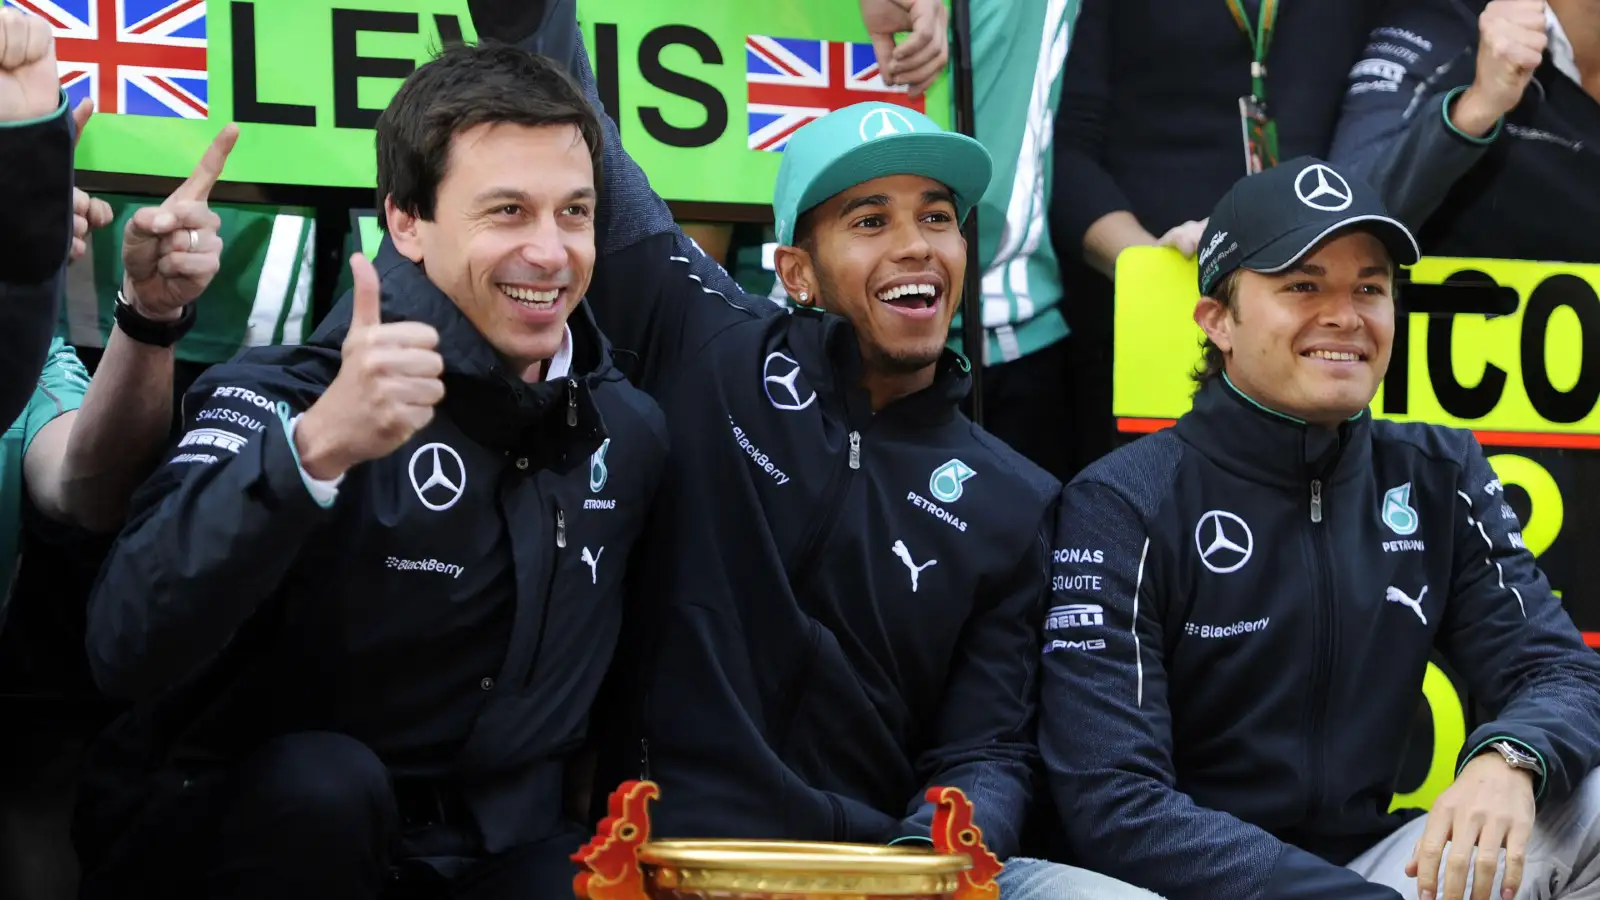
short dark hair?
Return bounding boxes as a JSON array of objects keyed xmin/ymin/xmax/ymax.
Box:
[
  {"xmin": 1193, "ymin": 269, "xmax": 1243, "ymax": 388},
  {"xmin": 376, "ymin": 42, "xmax": 604, "ymax": 228}
]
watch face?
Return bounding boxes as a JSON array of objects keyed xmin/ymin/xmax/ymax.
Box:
[{"xmin": 1498, "ymin": 742, "xmax": 1538, "ymax": 767}]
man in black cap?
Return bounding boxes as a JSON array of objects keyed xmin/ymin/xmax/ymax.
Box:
[{"xmin": 1037, "ymin": 157, "xmax": 1600, "ymax": 900}]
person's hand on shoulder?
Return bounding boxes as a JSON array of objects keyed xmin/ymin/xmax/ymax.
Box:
[
  {"xmin": 0, "ymin": 8, "xmax": 59, "ymax": 123},
  {"xmin": 1452, "ymin": 0, "xmax": 1549, "ymax": 136},
  {"xmin": 859, "ymin": 0, "xmax": 949, "ymax": 98},
  {"xmin": 294, "ymin": 254, "xmax": 446, "ymax": 481}
]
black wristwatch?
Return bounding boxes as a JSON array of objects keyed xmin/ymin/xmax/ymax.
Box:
[{"xmin": 114, "ymin": 290, "xmax": 195, "ymax": 348}]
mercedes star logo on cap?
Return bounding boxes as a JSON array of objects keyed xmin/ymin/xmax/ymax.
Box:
[
  {"xmin": 1294, "ymin": 163, "xmax": 1353, "ymax": 213},
  {"xmin": 858, "ymin": 107, "xmax": 915, "ymax": 141}
]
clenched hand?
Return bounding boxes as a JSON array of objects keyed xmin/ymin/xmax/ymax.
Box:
[
  {"xmin": 0, "ymin": 8, "xmax": 59, "ymax": 123},
  {"xmin": 859, "ymin": 0, "xmax": 949, "ymax": 98}
]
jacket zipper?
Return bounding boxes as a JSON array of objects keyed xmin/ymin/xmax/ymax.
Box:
[
  {"xmin": 789, "ymin": 428, "xmax": 864, "ymax": 592},
  {"xmin": 566, "ymin": 379, "xmax": 578, "ymax": 427},
  {"xmin": 769, "ymin": 427, "xmax": 865, "ymax": 740},
  {"xmin": 523, "ymin": 503, "xmax": 566, "ymax": 689},
  {"xmin": 1305, "ymin": 478, "xmax": 1334, "ymax": 819}
]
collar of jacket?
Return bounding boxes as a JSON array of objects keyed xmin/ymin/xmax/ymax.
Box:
[
  {"xmin": 1174, "ymin": 374, "xmax": 1373, "ymax": 490},
  {"xmin": 785, "ymin": 305, "xmax": 972, "ymax": 426},
  {"xmin": 308, "ymin": 237, "xmax": 611, "ymax": 467}
]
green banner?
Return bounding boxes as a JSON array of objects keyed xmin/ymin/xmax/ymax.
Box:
[{"xmin": 51, "ymin": 0, "xmax": 952, "ymax": 206}]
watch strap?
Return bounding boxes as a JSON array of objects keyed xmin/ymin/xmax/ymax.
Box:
[{"xmin": 114, "ymin": 290, "xmax": 196, "ymax": 348}]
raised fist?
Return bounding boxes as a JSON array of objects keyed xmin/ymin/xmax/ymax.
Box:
[
  {"xmin": 1453, "ymin": 0, "xmax": 1548, "ymax": 136},
  {"xmin": 0, "ymin": 8, "xmax": 60, "ymax": 123}
]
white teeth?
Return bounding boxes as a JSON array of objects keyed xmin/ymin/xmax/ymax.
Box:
[
  {"xmin": 1306, "ymin": 350, "xmax": 1360, "ymax": 362},
  {"xmin": 501, "ymin": 285, "xmax": 560, "ymax": 306},
  {"xmin": 875, "ymin": 283, "xmax": 937, "ymax": 302}
]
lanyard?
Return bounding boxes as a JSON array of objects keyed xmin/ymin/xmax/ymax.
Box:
[{"xmin": 1225, "ymin": 0, "xmax": 1278, "ymax": 104}]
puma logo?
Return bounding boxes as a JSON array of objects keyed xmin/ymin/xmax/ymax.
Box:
[
  {"xmin": 581, "ymin": 546, "xmax": 603, "ymax": 585},
  {"xmin": 891, "ymin": 539, "xmax": 937, "ymax": 593},
  {"xmin": 1385, "ymin": 584, "xmax": 1428, "ymax": 625}
]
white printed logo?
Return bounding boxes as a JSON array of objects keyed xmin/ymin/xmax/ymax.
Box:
[
  {"xmin": 859, "ymin": 107, "xmax": 915, "ymax": 141},
  {"xmin": 581, "ymin": 546, "xmax": 604, "ymax": 585},
  {"xmin": 408, "ymin": 443, "xmax": 466, "ymax": 511},
  {"xmin": 1045, "ymin": 604, "xmax": 1104, "ymax": 630},
  {"xmin": 1195, "ymin": 510, "xmax": 1253, "ymax": 574},
  {"xmin": 1385, "ymin": 584, "xmax": 1428, "ymax": 625},
  {"xmin": 762, "ymin": 352, "xmax": 816, "ymax": 411},
  {"xmin": 1294, "ymin": 164, "xmax": 1353, "ymax": 212},
  {"xmin": 178, "ymin": 428, "xmax": 248, "ymax": 454},
  {"xmin": 891, "ymin": 539, "xmax": 937, "ymax": 593}
]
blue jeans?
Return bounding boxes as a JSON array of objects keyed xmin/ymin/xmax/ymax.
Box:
[{"xmin": 998, "ymin": 857, "xmax": 1165, "ymax": 899}]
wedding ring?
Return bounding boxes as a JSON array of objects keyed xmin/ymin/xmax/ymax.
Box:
[{"xmin": 187, "ymin": 228, "xmax": 199, "ymax": 252}]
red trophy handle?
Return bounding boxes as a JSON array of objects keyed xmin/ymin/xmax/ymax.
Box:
[
  {"xmin": 572, "ymin": 780, "xmax": 660, "ymax": 900},
  {"xmin": 928, "ymin": 786, "xmax": 1003, "ymax": 900}
]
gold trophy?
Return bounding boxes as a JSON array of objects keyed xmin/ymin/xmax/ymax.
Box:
[{"xmin": 572, "ymin": 781, "xmax": 1003, "ymax": 900}]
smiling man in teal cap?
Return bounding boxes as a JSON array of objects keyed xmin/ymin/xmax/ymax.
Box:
[{"xmin": 580, "ymin": 99, "xmax": 1157, "ymax": 899}]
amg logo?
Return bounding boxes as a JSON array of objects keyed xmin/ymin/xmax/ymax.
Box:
[
  {"xmin": 1383, "ymin": 539, "xmax": 1425, "ymax": 553},
  {"xmin": 1046, "ymin": 638, "xmax": 1106, "ymax": 653},
  {"xmin": 1052, "ymin": 548, "xmax": 1104, "ymax": 565},
  {"xmin": 1045, "ymin": 604, "xmax": 1103, "ymax": 629},
  {"xmin": 584, "ymin": 499, "xmax": 617, "ymax": 510}
]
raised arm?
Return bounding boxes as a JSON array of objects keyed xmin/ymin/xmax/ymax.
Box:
[
  {"xmin": 1041, "ymin": 480, "xmax": 1402, "ymax": 899},
  {"xmin": 1327, "ymin": 0, "xmax": 1532, "ymax": 230},
  {"xmin": 0, "ymin": 10, "xmax": 77, "ymax": 429}
]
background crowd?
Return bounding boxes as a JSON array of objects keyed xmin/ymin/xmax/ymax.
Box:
[{"xmin": 1, "ymin": 0, "xmax": 1596, "ymax": 897}]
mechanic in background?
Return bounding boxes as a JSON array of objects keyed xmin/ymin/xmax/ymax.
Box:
[{"xmin": 1332, "ymin": 0, "xmax": 1600, "ymax": 263}]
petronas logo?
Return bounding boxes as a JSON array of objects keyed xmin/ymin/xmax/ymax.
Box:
[{"xmin": 1382, "ymin": 482, "xmax": 1419, "ymax": 536}]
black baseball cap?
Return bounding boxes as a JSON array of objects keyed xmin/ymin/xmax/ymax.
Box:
[{"xmin": 1195, "ymin": 157, "xmax": 1420, "ymax": 296}]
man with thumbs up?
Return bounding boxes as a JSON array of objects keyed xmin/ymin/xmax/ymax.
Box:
[{"xmin": 76, "ymin": 42, "xmax": 668, "ymax": 900}]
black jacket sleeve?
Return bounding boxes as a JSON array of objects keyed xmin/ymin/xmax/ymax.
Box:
[
  {"xmin": 85, "ymin": 356, "xmax": 338, "ymax": 701},
  {"xmin": 1327, "ymin": 0, "xmax": 1494, "ymax": 230},
  {"xmin": 1041, "ymin": 480, "xmax": 1402, "ymax": 899},
  {"xmin": 0, "ymin": 91, "xmax": 75, "ymax": 431},
  {"xmin": 1050, "ymin": 0, "xmax": 1133, "ymax": 260},
  {"xmin": 1441, "ymin": 438, "xmax": 1600, "ymax": 806},
  {"xmin": 894, "ymin": 503, "xmax": 1054, "ymax": 860}
]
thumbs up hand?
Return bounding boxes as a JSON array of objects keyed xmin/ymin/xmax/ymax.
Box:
[
  {"xmin": 121, "ymin": 124, "xmax": 239, "ymax": 320},
  {"xmin": 293, "ymin": 253, "xmax": 445, "ymax": 481}
]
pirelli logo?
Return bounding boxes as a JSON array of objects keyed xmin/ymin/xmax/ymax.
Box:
[{"xmin": 178, "ymin": 428, "xmax": 249, "ymax": 455}]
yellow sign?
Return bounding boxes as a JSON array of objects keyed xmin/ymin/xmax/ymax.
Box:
[{"xmin": 1112, "ymin": 248, "xmax": 1600, "ymax": 448}]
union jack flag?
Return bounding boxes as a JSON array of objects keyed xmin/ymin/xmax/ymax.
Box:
[
  {"xmin": 3, "ymin": 0, "xmax": 207, "ymax": 119},
  {"xmin": 746, "ymin": 35, "xmax": 924, "ymax": 153}
]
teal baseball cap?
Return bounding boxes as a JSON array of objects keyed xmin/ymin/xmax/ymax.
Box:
[{"xmin": 772, "ymin": 102, "xmax": 993, "ymax": 246}]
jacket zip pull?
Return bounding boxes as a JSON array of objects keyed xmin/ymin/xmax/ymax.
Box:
[
  {"xmin": 555, "ymin": 507, "xmax": 567, "ymax": 548},
  {"xmin": 566, "ymin": 378, "xmax": 578, "ymax": 427},
  {"xmin": 848, "ymin": 431, "xmax": 861, "ymax": 470},
  {"xmin": 1310, "ymin": 479, "xmax": 1323, "ymax": 523},
  {"xmin": 639, "ymin": 738, "xmax": 651, "ymax": 780}
]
